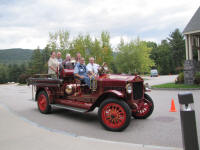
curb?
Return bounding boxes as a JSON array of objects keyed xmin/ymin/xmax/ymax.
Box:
[{"xmin": 151, "ymin": 88, "xmax": 200, "ymax": 90}]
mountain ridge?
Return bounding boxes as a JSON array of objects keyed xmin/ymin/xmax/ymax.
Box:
[{"xmin": 0, "ymin": 48, "xmax": 33, "ymax": 64}]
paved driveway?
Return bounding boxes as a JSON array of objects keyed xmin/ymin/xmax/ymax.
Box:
[
  {"xmin": 143, "ymin": 75, "xmax": 178, "ymax": 86},
  {"xmin": 0, "ymin": 75, "xmax": 199, "ymax": 148}
]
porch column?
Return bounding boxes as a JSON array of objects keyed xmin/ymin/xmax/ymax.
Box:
[
  {"xmin": 198, "ymin": 37, "xmax": 200, "ymax": 61},
  {"xmin": 185, "ymin": 35, "xmax": 189, "ymax": 60},
  {"xmin": 188, "ymin": 35, "xmax": 193, "ymax": 60}
]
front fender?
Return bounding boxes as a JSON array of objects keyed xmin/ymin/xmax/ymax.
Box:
[
  {"xmin": 102, "ymin": 90, "xmax": 124, "ymax": 99},
  {"xmin": 88, "ymin": 90, "xmax": 125, "ymax": 111}
]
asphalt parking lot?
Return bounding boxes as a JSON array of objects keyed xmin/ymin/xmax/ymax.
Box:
[{"xmin": 0, "ymin": 75, "xmax": 199, "ymax": 149}]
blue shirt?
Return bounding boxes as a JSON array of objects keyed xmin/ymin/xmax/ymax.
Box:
[{"xmin": 74, "ymin": 63, "xmax": 87, "ymax": 76}]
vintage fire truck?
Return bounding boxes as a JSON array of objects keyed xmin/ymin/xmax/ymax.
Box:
[{"xmin": 28, "ymin": 66, "xmax": 154, "ymax": 131}]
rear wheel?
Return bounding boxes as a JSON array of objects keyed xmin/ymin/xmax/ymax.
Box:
[
  {"xmin": 132, "ymin": 94, "xmax": 154, "ymax": 119},
  {"xmin": 37, "ymin": 91, "xmax": 51, "ymax": 114},
  {"xmin": 98, "ymin": 98, "xmax": 131, "ymax": 131}
]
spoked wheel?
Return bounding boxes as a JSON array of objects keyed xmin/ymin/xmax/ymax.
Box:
[
  {"xmin": 37, "ymin": 91, "xmax": 51, "ymax": 114},
  {"xmin": 132, "ymin": 94, "xmax": 154, "ymax": 119},
  {"xmin": 98, "ymin": 99, "xmax": 131, "ymax": 131}
]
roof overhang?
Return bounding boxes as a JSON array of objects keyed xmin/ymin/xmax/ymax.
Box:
[{"xmin": 183, "ymin": 30, "xmax": 200, "ymax": 35}]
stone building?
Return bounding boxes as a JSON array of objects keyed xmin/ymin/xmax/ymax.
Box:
[{"xmin": 183, "ymin": 6, "xmax": 200, "ymax": 84}]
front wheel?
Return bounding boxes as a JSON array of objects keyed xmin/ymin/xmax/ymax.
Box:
[
  {"xmin": 132, "ymin": 94, "xmax": 154, "ymax": 119},
  {"xmin": 98, "ymin": 98, "xmax": 131, "ymax": 131},
  {"xmin": 37, "ymin": 91, "xmax": 51, "ymax": 114}
]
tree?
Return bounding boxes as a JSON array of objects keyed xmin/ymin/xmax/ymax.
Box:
[
  {"xmin": 0, "ymin": 64, "xmax": 8, "ymax": 83},
  {"xmin": 48, "ymin": 30, "xmax": 70, "ymax": 58},
  {"xmin": 155, "ymin": 40, "xmax": 174, "ymax": 74},
  {"xmin": 100, "ymin": 31, "xmax": 113, "ymax": 66},
  {"xmin": 116, "ymin": 38, "xmax": 154, "ymax": 74},
  {"xmin": 41, "ymin": 45, "xmax": 51, "ymax": 72},
  {"xmin": 147, "ymin": 41, "xmax": 158, "ymax": 68},
  {"xmin": 168, "ymin": 28, "xmax": 185, "ymax": 72},
  {"xmin": 91, "ymin": 38, "xmax": 102, "ymax": 64},
  {"xmin": 147, "ymin": 28, "xmax": 185, "ymax": 75},
  {"xmin": 69, "ymin": 34, "xmax": 86, "ymax": 59},
  {"xmin": 28, "ymin": 48, "xmax": 44, "ymax": 75},
  {"xmin": 9, "ymin": 64, "xmax": 21, "ymax": 82},
  {"xmin": 67, "ymin": 31, "xmax": 114, "ymax": 65}
]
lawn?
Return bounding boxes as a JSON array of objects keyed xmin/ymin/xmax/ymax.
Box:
[{"xmin": 152, "ymin": 83, "xmax": 200, "ymax": 89}]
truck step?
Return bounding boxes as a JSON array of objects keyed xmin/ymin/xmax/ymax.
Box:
[{"xmin": 51, "ymin": 104, "xmax": 87, "ymax": 113}]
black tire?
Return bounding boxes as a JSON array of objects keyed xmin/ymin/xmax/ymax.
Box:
[
  {"xmin": 37, "ymin": 91, "xmax": 51, "ymax": 114},
  {"xmin": 132, "ymin": 94, "xmax": 154, "ymax": 119},
  {"xmin": 98, "ymin": 98, "xmax": 131, "ymax": 132}
]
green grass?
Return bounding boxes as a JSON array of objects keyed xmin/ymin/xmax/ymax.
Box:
[
  {"xmin": 152, "ymin": 83, "xmax": 200, "ymax": 89},
  {"xmin": 142, "ymin": 78, "xmax": 148, "ymax": 81}
]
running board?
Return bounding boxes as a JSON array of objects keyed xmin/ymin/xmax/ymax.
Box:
[{"xmin": 51, "ymin": 104, "xmax": 87, "ymax": 113}]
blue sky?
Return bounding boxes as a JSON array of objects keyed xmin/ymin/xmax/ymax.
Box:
[{"xmin": 0, "ymin": 0, "xmax": 199, "ymax": 49}]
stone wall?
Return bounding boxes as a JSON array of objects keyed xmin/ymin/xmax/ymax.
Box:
[
  {"xmin": 196, "ymin": 61, "xmax": 200, "ymax": 72},
  {"xmin": 184, "ymin": 60, "xmax": 195, "ymax": 84},
  {"xmin": 184, "ymin": 60, "xmax": 200, "ymax": 84}
]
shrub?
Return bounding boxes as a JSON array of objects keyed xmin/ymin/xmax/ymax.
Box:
[
  {"xmin": 175, "ymin": 66, "xmax": 184, "ymax": 73},
  {"xmin": 18, "ymin": 73, "xmax": 30, "ymax": 84},
  {"xmin": 194, "ymin": 72, "xmax": 200, "ymax": 84},
  {"xmin": 175, "ymin": 72, "xmax": 184, "ymax": 84}
]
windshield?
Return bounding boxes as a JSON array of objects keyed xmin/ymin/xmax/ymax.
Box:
[{"xmin": 151, "ymin": 70, "xmax": 158, "ymax": 73}]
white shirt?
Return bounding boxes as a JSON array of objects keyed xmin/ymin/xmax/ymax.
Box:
[
  {"xmin": 86, "ymin": 63, "xmax": 99, "ymax": 74},
  {"xmin": 48, "ymin": 57, "xmax": 59, "ymax": 74}
]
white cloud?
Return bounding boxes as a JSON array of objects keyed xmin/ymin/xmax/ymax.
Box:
[{"xmin": 0, "ymin": 0, "xmax": 199, "ymax": 49}]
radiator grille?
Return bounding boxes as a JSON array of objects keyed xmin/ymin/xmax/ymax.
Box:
[{"xmin": 132, "ymin": 82, "xmax": 143, "ymax": 100}]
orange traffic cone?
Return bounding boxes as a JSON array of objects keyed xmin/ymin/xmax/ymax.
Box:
[{"xmin": 170, "ymin": 99, "xmax": 177, "ymax": 112}]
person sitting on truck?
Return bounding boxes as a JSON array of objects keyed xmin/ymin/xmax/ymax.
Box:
[
  {"xmin": 86, "ymin": 57, "xmax": 99, "ymax": 90},
  {"xmin": 75, "ymin": 52, "xmax": 81, "ymax": 66},
  {"xmin": 74, "ymin": 57, "xmax": 90, "ymax": 87},
  {"xmin": 98, "ymin": 62, "xmax": 109, "ymax": 75},
  {"xmin": 57, "ymin": 52, "xmax": 62, "ymax": 64},
  {"xmin": 48, "ymin": 51, "xmax": 59, "ymax": 77},
  {"xmin": 86, "ymin": 57, "xmax": 99, "ymax": 76},
  {"xmin": 71, "ymin": 57, "xmax": 76, "ymax": 66},
  {"xmin": 62, "ymin": 53, "xmax": 74, "ymax": 69}
]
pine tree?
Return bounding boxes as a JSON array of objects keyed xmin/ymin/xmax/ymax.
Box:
[{"xmin": 168, "ymin": 28, "xmax": 185, "ymax": 72}]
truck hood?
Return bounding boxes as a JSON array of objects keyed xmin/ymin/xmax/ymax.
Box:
[{"xmin": 98, "ymin": 74, "xmax": 143, "ymax": 82}]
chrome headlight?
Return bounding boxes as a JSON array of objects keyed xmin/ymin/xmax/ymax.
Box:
[
  {"xmin": 144, "ymin": 83, "xmax": 151, "ymax": 91},
  {"xmin": 65, "ymin": 85, "xmax": 74, "ymax": 95},
  {"xmin": 126, "ymin": 83, "xmax": 132, "ymax": 94}
]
